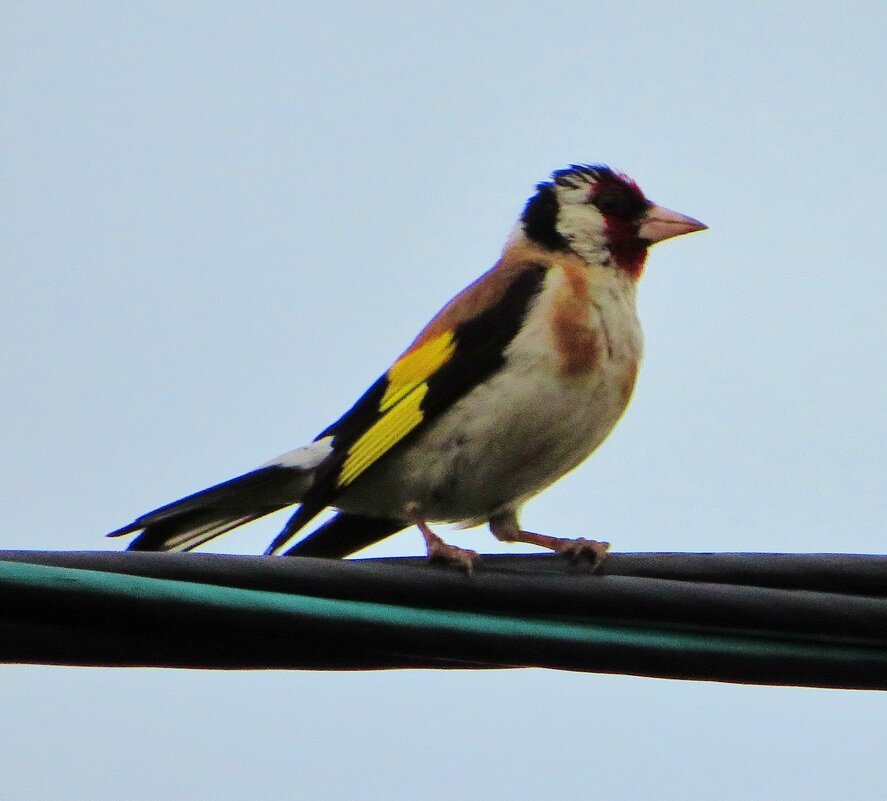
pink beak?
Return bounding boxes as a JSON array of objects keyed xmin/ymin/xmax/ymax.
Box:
[{"xmin": 638, "ymin": 203, "xmax": 707, "ymax": 244}]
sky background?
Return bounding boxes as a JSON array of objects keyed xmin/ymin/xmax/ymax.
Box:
[{"xmin": 1, "ymin": 2, "xmax": 885, "ymax": 799}]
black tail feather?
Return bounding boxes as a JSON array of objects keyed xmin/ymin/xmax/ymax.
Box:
[
  {"xmin": 282, "ymin": 512, "xmax": 407, "ymax": 559},
  {"xmin": 124, "ymin": 510, "xmax": 271, "ymax": 552},
  {"xmin": 108, "ymin": 465, "xmax": 311, "ymax": 552}
]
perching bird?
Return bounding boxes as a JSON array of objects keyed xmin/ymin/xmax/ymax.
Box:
[{"xmin": 108, "ymin": 164, "xmax": 706, "ymax": 569}]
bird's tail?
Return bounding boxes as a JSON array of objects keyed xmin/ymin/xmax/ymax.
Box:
[{"xmin": 108, "ymin": 439, "xmax": 334, "ymax": 552}]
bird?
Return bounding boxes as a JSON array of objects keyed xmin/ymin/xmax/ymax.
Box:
[{"xmin": 108, "ymin": 164, "xmax": 706, "ymax": 569}]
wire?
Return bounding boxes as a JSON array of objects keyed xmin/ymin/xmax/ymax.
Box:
[{"xmin": 2, "ymin": 550, "xmax": 886, "ymax": 687}]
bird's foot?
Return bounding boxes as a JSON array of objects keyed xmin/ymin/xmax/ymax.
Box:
[
  {"xmin": 414, "ymin": 517, "xmax": 479, "ymax": 574},
  {"xmin": 551, "ymin": 537, "xmax": 610, "ymax": 569},
  {"xmin": 426, "ymin": 539, "xmax": 480, "ymax": 574},
  {"xmin": 489, "ymin": 517, "xmax": 610, "ymax": 571}
]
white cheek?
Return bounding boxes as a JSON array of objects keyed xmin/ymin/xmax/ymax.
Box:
[{"xmin": 554, "ymin": 204, "xmax": 609, "ymax": 259}]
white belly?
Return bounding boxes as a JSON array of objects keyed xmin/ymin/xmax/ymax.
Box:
[{"xmin": 338, "ymin": 268, "xmax": 643, "ymax": 524}]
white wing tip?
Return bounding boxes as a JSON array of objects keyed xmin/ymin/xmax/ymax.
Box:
[{"xmin": 262, "ymin": 436, "xmax": 334, "ymax": 470}]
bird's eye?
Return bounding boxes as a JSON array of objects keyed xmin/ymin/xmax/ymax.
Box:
[
  {"xmin": 592, "ymin": 189, "xmax": 626, "ymax": 216},
  {"xmin": 590, "ymin": 180, "xmax": 649, "ymax": 220}
]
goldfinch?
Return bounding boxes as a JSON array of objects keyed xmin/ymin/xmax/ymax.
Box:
[{"xmin": 108, "ymin": 164, "xmax": 706, "ymax": 568}]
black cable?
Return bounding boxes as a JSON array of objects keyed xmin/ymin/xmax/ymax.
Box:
[{"xmin": 1, "ymin": 550, "xmax": 885, "ymax": 688}]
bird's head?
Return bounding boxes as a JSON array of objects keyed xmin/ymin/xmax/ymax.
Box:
[{"xmin": 519, "ymin": 164, "xmax": 706, "ymax": 279}]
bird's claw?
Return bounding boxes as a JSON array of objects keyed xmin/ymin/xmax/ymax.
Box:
[
  {"xmin": 426, "ymin": 541, "xmax": 480, "ymax": 574},
  {"xmin": 555, "ymin": 537, "xmax": 610, "ymax": 570}
]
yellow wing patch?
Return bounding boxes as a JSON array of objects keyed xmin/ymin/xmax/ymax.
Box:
[
  {"xmin": 380, "ymin": 332, "xmax": 455, "ymax": 410},
  {"xmin": 337, "ymin": 331, "xmax": 455, "ymax": 487},
  {"xmin": 338, "ymin": 384, "xmax": 428, "ymax": 487}
]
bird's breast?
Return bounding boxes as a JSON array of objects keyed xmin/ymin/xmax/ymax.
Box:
[
  {"xmin": 543, "ymin": 258, "xmax": 643, "ymax": 377},
  {"xmin": 337, "ymin": 261, "xmax": 643, "ymax": 524}
]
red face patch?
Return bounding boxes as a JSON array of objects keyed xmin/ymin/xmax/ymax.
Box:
[{"xmin": 589, "ymin": 174, "xmax": 650, "ymax": 279}]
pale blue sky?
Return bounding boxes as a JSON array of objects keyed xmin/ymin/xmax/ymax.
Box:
[{"xmin": 1, "ymin": 2, "xmax": 885, "ymax": 799}]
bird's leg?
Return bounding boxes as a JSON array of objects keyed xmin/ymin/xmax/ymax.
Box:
[
  {"xmin": 417, "ymin": 521, "xmax": 480, "ymax": 573},
  {"xmin": 489, "ymin": 512, "xmax": 610, "ymax": 570},
  {"xmin": 408, "ymin": 507, "xmax": 478, "ymax": 573}
]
